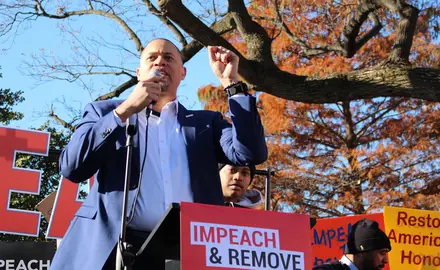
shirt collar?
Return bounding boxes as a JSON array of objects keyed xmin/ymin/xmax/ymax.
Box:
[
  {"xmin": 340, "ymin": 255, "xmax": 358, "ymax": 270},
  {"xmin": 139, "ymin": 99, "xmax": 179, "ymax": 118},
  {"xmin": 163, "ymin": 99, "xmax": 178, "ymax": 115}
]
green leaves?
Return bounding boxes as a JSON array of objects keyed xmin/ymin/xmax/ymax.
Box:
[{"xmin": 0, "ymin": 67, "xmax": 25, "ymax": 125}]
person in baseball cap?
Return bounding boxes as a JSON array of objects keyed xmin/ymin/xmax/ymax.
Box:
[
  {"xmin": 313, "ymin": 218, "xmax": 391, "ymax": 270},
  {"xmin": 218, "ymin": 163, "xmax": 262, "ymax": 208}
]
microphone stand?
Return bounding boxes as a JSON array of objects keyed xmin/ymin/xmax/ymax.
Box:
[
  {"xmin": 116, "ymin": 74, "xmax": 159, "ymax": 269},
  {"xmin": 116, "ymin": 117, "xmax": 137, "ymax": 270},
  {"xmin": 255, "ymin": 167, "xmax": 275, "ymax": 211}
]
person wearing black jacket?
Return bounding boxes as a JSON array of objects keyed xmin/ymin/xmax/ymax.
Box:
[{"xmin": 313, "ymin": 218, "xmax": 391, "ymax": 270}]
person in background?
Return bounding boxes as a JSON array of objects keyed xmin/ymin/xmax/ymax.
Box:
[
  {"xmin": 313, "ymin": 218, "xmax": 391, "ymax": 270},
  {"xmin": 219, "ymin": 163, "xmax": 263, "ymax": 209}
]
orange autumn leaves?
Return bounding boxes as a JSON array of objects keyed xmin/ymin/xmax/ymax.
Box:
[{"xmin": 198, "ymin": 0, "xmax": 440, "ymax": 216}]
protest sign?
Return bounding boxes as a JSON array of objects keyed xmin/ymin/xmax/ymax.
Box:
[
  {"xmin": 180, "ymin": 202, "xmax": 311, "ymax": 270},
  {"xmin": 311, "ymin": 212, "xmax": 389, "ymax": 270},
  {"xmin": 0, "ymin": 127, "xmax": 49, "ymax": 237},
  {"xmin": 384, "ymin": 206, "xmax": 440, "ymax": 269}
]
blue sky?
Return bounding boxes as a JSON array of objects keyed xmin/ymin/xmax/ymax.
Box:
[{"xmin": 1, "ymin": 9, "xmax": 220, "ymax": 130}]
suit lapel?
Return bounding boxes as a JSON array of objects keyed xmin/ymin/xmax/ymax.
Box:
[
  {"xmin": 177, "ymin": 103, "xmax": 199, "ymax": 198},
  {"xmin": 177, "ymin": 103, "xmax": 196, "ymax": 147}
]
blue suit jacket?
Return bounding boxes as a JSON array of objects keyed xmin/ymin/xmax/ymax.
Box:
[{"xmin": 51, "ymin": 96, "xmax": 267, "ymax": 269}]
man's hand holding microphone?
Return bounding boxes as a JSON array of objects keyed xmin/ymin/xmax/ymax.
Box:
[{"xmin": 115, "ymin": 70, "xmax": 164, "ymax": 122}]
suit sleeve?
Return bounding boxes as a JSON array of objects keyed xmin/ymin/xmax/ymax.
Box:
[
  {"xmin": 59, "ymin": 102, "xmax": 125, "ymax": 183},
  {"xmin": 215, "ymin": 95, "xmax": 268, "ymax": 165}
]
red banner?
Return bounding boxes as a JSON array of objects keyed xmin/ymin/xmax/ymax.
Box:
[
  {"xmin": 180, "ymin": 202, "xmax": 312, "ymax": 270},
  {"xmin": 46, "ymin": 176, "xmax": 94, "ymax": 239},
  {"xmin": 311, "ymin": 213, "xmax": 389, "ymax": 270},
  {"xmin": 0, "ymin": 127, "xmax": 50, "ymax": 237}
]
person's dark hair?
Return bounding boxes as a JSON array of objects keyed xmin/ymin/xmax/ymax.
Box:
[{"xmin": 218, "ymin": 163, "xmax": 256, "ymax": 184}]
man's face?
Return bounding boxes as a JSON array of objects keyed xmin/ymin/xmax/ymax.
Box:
[
  {"xmin": 220, "ymin": 165, "xmax": 251, "ymax": 201},
  {"xmin": 137, "ymin": 39, "xmax": 186, "ymax": 96},
  {"xmin": 359, "ymin": 248, "xmax": 389, "ymax": 270}
]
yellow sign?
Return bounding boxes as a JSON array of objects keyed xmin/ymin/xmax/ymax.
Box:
[{"xmin": 384, "ymin": 206, "xmax": 440, "ymax": 269}]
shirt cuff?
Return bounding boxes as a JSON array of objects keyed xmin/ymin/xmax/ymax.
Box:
[{"xmin": 113, "ymin": 110, "xmax": 126, "ymax": 127}]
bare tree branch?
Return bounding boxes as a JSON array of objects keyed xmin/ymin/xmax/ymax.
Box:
[
  {"xmin": 343, "ymin": 2, "xmax": 382, "ymax": 57},
  {"xmin": 355, "ymin": 99, "xmax": 404, "ymax": 138},
  {"xmin": 266, "ymin": 66, "xmax": 440, "ymax": 103},
  {"xmin": 48, "ymin": 107, "xmax": 75, "ymax": 132},
  {"xmin": 158, "ymin": 0, "xmax": 264, "ymax": 85},
  {"xmin": 33, "ymin": 0, "xmax": 143, "ymax": 54},
  {"xmin": 87, "ymin": 0, "xmax": 94, "ymax": 10},
  {"xmin": 89, "ymin": 0, "xmax": 118, "ymax": 13},
  {"xmin": 274, "ymin": 0, "xmax": 344, "ymax": 57},
  {"xmin": 95, "ymin": 76, "xmax": 137, "ymax": 101},
  {"xmin": 227, "ymin": 0, "xmax": 274, "ymax": 65},
  {"xmin": 300, "ymin": 200, "xmax": 342, "ymax": 217},
  {"xmin": 141, "ymin": 0, "xmax": 187, "ymax": 47},
  {"xmin": 181, "ymin": 13, "xmax": 237, "ymax": 63},
  {"xmin": 355, "ymin": 12, "xmax": 383, "ymax": 52},
  {"xmin": 386, "ymin": 3, "xmax": 419, "ymax": 64},
  {"xmin": 1, "ymin": 0, "xmax": 440, "ymax": 106}
]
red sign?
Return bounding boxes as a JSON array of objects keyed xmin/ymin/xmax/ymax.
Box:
[
  {"xmin": 180, "ymin": 202, "xmax": 312, "ymax": 270},
  {"xmin": 0, "ymin": 127, "xmax": 98, "ymax": 239},
  {"xmin": 46, "ymin": 176, "xmax": 94, "ymax": 239},
  {"xmin": 311, "ymin": 213, "xmax": 389, "ymax": 270},
  {"xmin": 0, "ymin": 127, "xmax": 50, "ymax": 237}
]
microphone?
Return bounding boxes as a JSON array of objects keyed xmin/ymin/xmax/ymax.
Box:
[{"xmin": 147, "ymin": 70, "xmax": 164, "ymax": 107}]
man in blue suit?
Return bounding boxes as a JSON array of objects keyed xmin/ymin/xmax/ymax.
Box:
[{"xmin": 51, "ymin": 38, "xmax": 267, "ymax": 269}]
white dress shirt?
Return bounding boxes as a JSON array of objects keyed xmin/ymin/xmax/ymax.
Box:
[
  {"xmin": 116, "ymin": 99, "xmax": 193, "ymax": 231},
  {"xmin": 340, "ymin": 255, "xmax": 358, "ymax": 270}
]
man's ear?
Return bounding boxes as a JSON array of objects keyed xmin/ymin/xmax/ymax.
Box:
[
  {"xmin": 181, "ymin": 67, "xmax": 187, "ymax": 80},
  {"xmin": 136, "ymin": 67, "xmax": 141, "ymax": 80}
]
